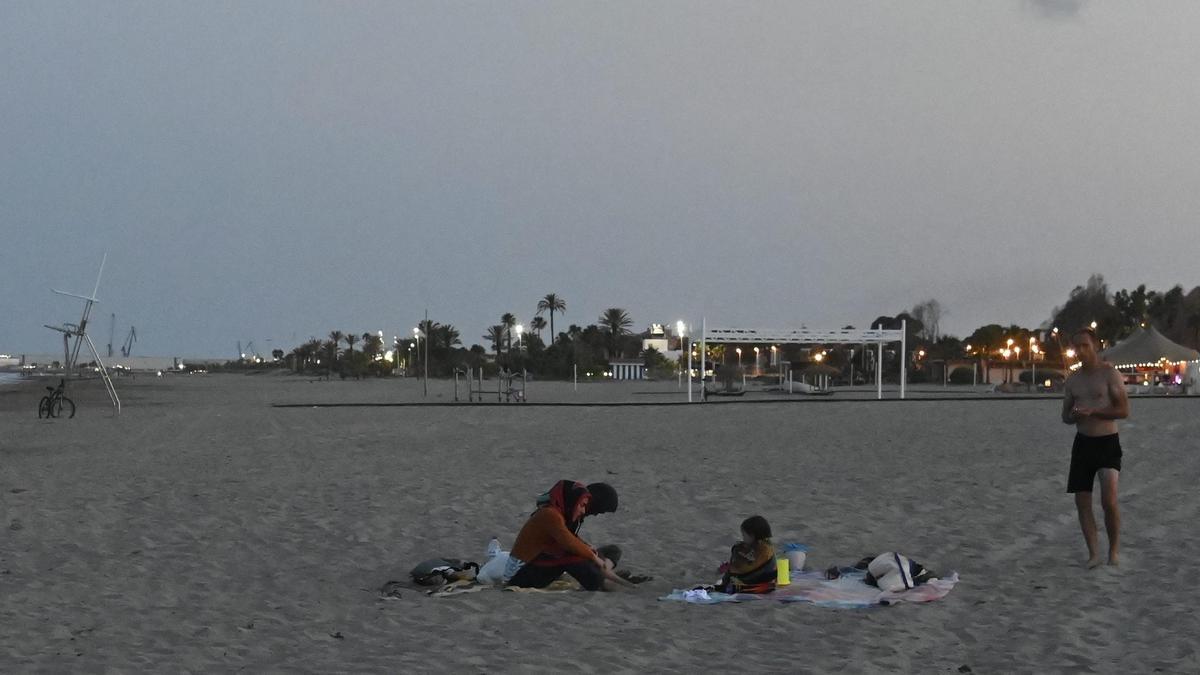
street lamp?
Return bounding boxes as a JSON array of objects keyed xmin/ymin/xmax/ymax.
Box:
[
  {"xmin": 413, "ymin": 326, "xmax": 426, "ymax": 394},
  {"xmin": 735, "ymin": 347, "xmax": 742, "ymax": 366},
  {"xmin": 1030, "ymin": 338, "xmax": 1039, "ymax": 390},
  {"xmin": 964, "ymin": 344, "xmax": 976, "ymax": 386},
  {"xmin": 515, "ymin": 324, "xmax": 524, "ymax": 350},
  {"xmin": 677, "ymin": 321, "xmax": 690, "ymax": 400},
  {"xmin": 753, "ymin": 346, "xmax": 760, "ymax": 369}
]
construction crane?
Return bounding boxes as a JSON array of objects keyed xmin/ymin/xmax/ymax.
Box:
[
  {"xmin": 44, "ymin": 252, "xmax": 121, "ymax": 414},
  {"xmin": 121, "ymin": 326, "xmax": 137, "ymax": 357},
  {"xmin": 237, "ymin": 340, "xmax": 257, "ymax": 361}
]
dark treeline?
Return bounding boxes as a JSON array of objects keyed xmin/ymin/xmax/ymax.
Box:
[
  {"xmin": 277, "ymin": 295, "xmax": 673, "ymax": 380},
  {"xmin": 862, "ymin": 276, "xmax": 1200, "ymax": 384},
  {"xmin": 246, "ymin": 278, "xmax": 1200, "ymax": 382}
]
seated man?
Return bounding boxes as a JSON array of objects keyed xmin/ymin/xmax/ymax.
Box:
[{"xmin": 505, "ymin": 480, "xmax": 631, "ymax": 591}]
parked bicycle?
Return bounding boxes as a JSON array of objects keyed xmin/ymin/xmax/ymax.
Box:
[{"xmin": 38, "ymin": 379, "xmax": 75, "ymax": 419}]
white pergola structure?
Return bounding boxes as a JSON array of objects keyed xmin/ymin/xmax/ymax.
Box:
[{"xmin": 694, "ymin": 320, "xmax": 907, "ymax": 400}]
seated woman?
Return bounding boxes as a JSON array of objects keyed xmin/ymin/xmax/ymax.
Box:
[
  {"xmin": 713, "ymin": 515, "xmax": 777, "ymax": 594},
  {"xmin": 505, "ymin": 480, "xmax": 630, "ymax": 591}
]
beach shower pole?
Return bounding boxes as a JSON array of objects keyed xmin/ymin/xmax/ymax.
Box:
[
  {"xmin": 676, "ymin": 321, "xmax": 683, "ymax": 390},
  {"xmin": 1031, "ymin": 353, "xmax": 1037, "ymax": 392},
  {"xmin": 876, "ymin": 324, "xmax": 883, "ymax": 400},
  {"xmin": 900, "ymin": 319, "xmax": 907, "ymax": 400},
  {"xmin": 423, "ymin": 309, "xmax": 429, "ymax": 398},
  {"xmin": 686, "ymin": 327, "xmax": 693, "ymax": 403}
]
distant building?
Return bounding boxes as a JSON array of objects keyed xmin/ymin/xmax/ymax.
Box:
[
  {"xmin": 609, "ymin": 358, "xmax": 646, "ymax": 380},
  {"xmin": 642, "ymin": 323, "xmax": 670, "ymax": 354},
  {"xmin": 1, "ymin": 353, "xmax": 221, "ymax": 373},
  {"xmin": 640, "ymin": 323, "xmax": 682, "ymax": 361}
]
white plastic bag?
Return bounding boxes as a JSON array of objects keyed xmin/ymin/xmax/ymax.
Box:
[{"xmin": 476, "ymin": 537, "xmax": 510, "ymax": 585}]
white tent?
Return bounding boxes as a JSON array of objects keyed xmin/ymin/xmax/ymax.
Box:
[{"xmin": 1100, "ymin": 326, "xmax": 1199, "ymax": 368}]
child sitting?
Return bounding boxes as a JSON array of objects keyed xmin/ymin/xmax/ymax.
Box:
[{"xmin": 713, "ymin": 515, "xmax": 777, "ymax": 594}]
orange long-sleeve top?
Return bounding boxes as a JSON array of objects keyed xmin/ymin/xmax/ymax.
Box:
[{"xmin": 509, "ymin": 507, "xmax": 596, "ymax": 565}]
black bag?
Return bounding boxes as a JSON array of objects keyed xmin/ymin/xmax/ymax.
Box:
[{"xmin": 409, "ymin": 558, "xmax": 479, "ymax": 586}]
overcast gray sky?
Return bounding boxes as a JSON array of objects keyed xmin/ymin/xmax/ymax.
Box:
[{"xmin": 2, "ymin": 1, "xmax": 1197, "ymax": 357}]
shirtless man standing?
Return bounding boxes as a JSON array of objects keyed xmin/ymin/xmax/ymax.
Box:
[{"xmin": 1061, "ymin": 327, "xmax": 1130, "ymax": 568}]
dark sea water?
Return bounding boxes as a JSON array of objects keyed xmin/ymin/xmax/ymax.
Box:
[{"xmin": 0, "ymin": 372, "xmax": 25, "ymax": 386}]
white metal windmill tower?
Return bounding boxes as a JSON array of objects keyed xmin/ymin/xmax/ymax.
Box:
[{"xmin": 43, "ymin": 253, "xmax": 121, "ymax": 414}]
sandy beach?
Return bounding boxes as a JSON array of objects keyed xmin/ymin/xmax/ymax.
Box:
[{"xmin": 2, "ymin": 373, "xmax": 1198, "ymax": 672}]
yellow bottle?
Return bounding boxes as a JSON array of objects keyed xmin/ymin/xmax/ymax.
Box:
[{"xmin": 776, "ymin": 556, "xmax": 790, "ymax": 586}]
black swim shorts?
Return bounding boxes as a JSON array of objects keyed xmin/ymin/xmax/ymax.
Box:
[{"xmin": 1067, "ymin": 432, "xmax": 1122, "ymax": 493}]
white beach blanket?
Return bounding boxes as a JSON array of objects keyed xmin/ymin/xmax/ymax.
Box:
[{"xmin": 661, "ymin": 570, "xmax": 959, "ymax": 608}]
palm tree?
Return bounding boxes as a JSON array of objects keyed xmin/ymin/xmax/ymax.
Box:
[
  {"xmin": 361, "ymin": 333, "xmax": 382, "ymax": 361},
  {"xmin": 557, "ymin": 323, "xmax": 583, "ymax": 348},
  {"xmin": 484, "ymin": 325, "xmax": 505, "ymax": 354},
  {"xmin": 344, "ymin": 332, "xmax": 358, "ymax": 360},
  {"xmin": 328, "ymin": 331, "xmax": 344, "ymax": 373},
  {"xmin": 530, "ymin": 316, "xmax": 547, "ymax": 339},
  {"xmin": 418, "ymin": 319, "xmax": 438, "ymax": 338},
  {"xmin": 287, "ymin": 344, "xmax": 308, "ymax": 372},
  {"xmin": 500, "ymin": 313, "xmax": 517, "ymax": 354},
  {"xmin": 303, "ymin": 338, "xmax": 324, "ymax": 371},
  {"xmin": 537, "ymin": 293, "xmax": 566, "ymax": 340},
  {"xmin": 438, "ymin": 324, "xmax": 462, "ymax": 352},
  {"xmin": 599, "ymin": 308, "xmax": 634, "ymax": 358}
]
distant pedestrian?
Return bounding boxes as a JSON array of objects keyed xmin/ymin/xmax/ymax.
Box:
[{"xmin": 1061, "ymin": 327, "xmax": 1130, "ymax": 568}]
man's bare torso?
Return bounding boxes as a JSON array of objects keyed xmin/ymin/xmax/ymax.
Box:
[{"xmin": 1065, "ymin": 365, "xmax": 1121, "ymax": 437}]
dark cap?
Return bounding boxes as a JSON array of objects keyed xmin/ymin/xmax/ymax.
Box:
[{"xmin": 585, "ymin": 482, "xmax": 618, "ymax": 515}]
